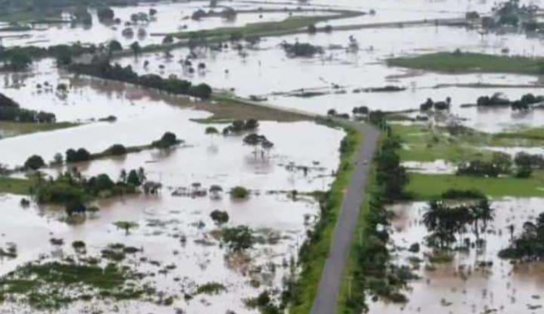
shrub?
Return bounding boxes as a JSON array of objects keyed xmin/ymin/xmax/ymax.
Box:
[
  {"xmin": 104, "ymin": 144, "xmax": 127, "ymax": 156},
  {"xmin": 210, "ymin": 210, "xmax": 229, "ymax": 225},
  {"xmin": 230, "ymin": 186, "xmax": 249, "ymax": 199},
  {"xmin": 151, "ymin": 132, "xmax": 179, "ymax": 149},
  {"xmin": 222, "ymin": 226, "xmax": 254, "ymax": 251}
]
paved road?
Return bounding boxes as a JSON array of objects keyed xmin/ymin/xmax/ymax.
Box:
[
  {"xmin": 311, "ymin": 121, "xmax": 380, "ymax": 314},
  {"xmin": 214, "ymin": 96, "xmax": 381, "ymax": 314}
]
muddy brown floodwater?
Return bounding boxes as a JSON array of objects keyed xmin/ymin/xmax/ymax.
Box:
[
  {"xmin": 369, "ymin": 199, "xmax": 544, "ymax": 314},
  {"xmin": 3, "ymin": 0, "xmax": 544, "ymax": 312}
]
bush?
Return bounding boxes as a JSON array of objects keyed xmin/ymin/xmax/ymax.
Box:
[
  {"xmin": 440, "ymin": 189, "xmax": 486, "ymax": 200},
  {"xmin": 151, "ymin": 132, "xmax": 179, "ymax": 149},
  {"xmin": 230, "ymin": 186, "xmax": 249, "ymax": 199},
  {"xmin": 210, "ymin": 210, "xmax": 229, "ymax": 225},
  {"xmin": 104, "ymin": 144, "xmax": 127, "ymax": 156},
  {"xmin": 222, "ymin": 226, "xmax": 254, "ymax": 251}
]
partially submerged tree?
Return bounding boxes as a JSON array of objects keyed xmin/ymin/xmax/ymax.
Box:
[{"xmin": 114, "ymin": 221, "xmax": 139, "ymax": 235}]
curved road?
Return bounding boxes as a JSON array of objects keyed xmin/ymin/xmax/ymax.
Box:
[{"xmin": 311, "ymin": 121, "xmax": 380, "ymax": 314}]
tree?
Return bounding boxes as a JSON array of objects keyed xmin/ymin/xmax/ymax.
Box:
[
  {"xmin": 375, "ymin": 136, "xmax": 408, "ymax": 201},
  {"xmin": 151, "ymin": 132, "xmax": 179, "ymax": 149},
  {"xmin": 130, "ymin": 41, "xmax": 141, "ymax": 57},
  {"xmin": 108, "ymin": 40, "xmax": 123, "ymax": 53},
  {"xmin": 97, "ymin": 7, "xmax": 115, "ymax": 22},
  {"xmin": 65, "ymin": 148, "xmax": 91, "ymax": 163},
  {"xmin": 119, "ymin": 169, "xmax": 127, "ymax": 182},
  {"xmin": 93, "ymin": 174, "xmax": 115, "ymax": 192},
  {"xmin": 114, "ymin": 221, "xmax": 139, "ymax": 235},
  {"xmin": 6, "ymin": 52, "xmax": 32, "ymax": 71},
  {"xmin": 188, "ymin": 83, "xmax": 212, "ymax": 99},
  {"xmin": 230, "ymin": 186, "xmax": 249, "ymax": 199},
  {"xmin": 52, "ymin": 153, "xmax": 63, "ymax": 165},
  {"xmin": 24, "ymin": 155, "xmax": 45, "ymax": 170},
  {"xmin": 126, "ymin": 170, "xmax": 142, "ymax": 186},
  {"xmin": 205, "ymin": 126, "xmax": 219, "ymax": 135},
  {"xmin": 210, "ymin": 210, "xmax": 229, "ymax": 225},
  {"xmin": 104, "ymin": 144, "xmax": 127, "ymax": 156}
]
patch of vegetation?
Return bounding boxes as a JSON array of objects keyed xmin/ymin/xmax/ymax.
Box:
[
  {"xmin": 33, "ymin": 168, "xmax": 141, "ymax": 207},
  {"xmin": 210, "ymin": 210, "xmax": 229, "ymax": 225},
  {"xmin": 391, "ymin": 123, "xmax": 544, "ymax": 163},
  {"xmin": 0, "ymin": 176, "xmax": 34, "ymax": 195},
  {"xmin": 113, "ymin": 221, "xmax": 139, "ymax": 235},
  {"xmin": 222, "ymin": 119, "xmax": 259, "ymax": 135},
  {"xmin": 245, "ymin": 290, "xmax": 281, "ymax": 314},
  {"xmin": 0, "ymin": 121, "xmax": 77, "ymax": 139},
  {"xmin": 195, "ymin": 282, "xmax": 226, "ymax": 295},
  {"xmin": 192, "ymin": 96, "xmax": 308, "ymax": 123},
  {"xmin": 0, "ymin": 260, "xmax": 144, "ymax": 310},
  {"xmin": 230, "ymin": 186, "xmax": 250, "ymax": 199},
  {"xmin": 222, "ymin": 226, "xmax": 255, "ymax": 252},
  {"xmin": 0, "ymin": 93, "xmax": 56, "ymax": 123},
  {"xmin": 423, "ymin": 198, "xmax": 493, "ymax": 249},
  {"xmin": 169, "ymin": 11, "xmax": 362, "ymax": 43},
  {"xmin": 387, "ymin": 51, "xmax": 544, "ymax": 75},
  {"xmin": 150, "ymin": 132, "xmax": 181, "ymax": 149},
  {"xmin": 281, "ymin": 42, "xmax": 323, "ymax": 58},
  {"xmin": 407, "ymin": 172, "xmax": 544, "ymax": 199},
  {"xmin": 499, "ymin": 212, "xmax": 544, "ymax": 259}
]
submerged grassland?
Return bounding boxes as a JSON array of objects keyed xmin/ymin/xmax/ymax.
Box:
[{"xmin": 387, "ymin": 52, "xmax": 544, "ymax": 75}]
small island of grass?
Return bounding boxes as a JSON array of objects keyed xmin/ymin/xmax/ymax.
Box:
[{"xmin": 387, "ymin": 51, "xmax": 544, "ymax": 75}]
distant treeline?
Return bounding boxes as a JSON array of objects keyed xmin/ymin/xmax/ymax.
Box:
[
  {"xmin": 0, "ymin": 93, "xmax": 56, "ymax": 123},
  {"xmin": 69, "ymin": 61, "xmax": 213, "ymax": 99}
]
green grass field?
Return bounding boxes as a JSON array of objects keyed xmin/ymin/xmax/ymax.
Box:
[
  {"xmin": 0, "ymin": 122, "xmax": 77, "ymax": 139},
  {"xmin": 387, "ymin": 52, "xmax": 544, "ymax": 75},
  {"xmin": 173, "ymin": 11, "xmax": 361, "ymax": 40},
  {"xmin": 408, "ymin": 172, "xmax": 544, "ymax": 199},
  {"xmin": 0, "ymin": 177, "xmax": 33, "ymax": 195},
  {"xmin": 393, "ymin": 124, "xmax": 544, "ymax": 163}
]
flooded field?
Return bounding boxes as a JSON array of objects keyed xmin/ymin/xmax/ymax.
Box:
[
  {"xmin": 0, "ymin": 2, "xmax": 330, "ymax": 48},
  {"xmin": 369, "ymin": 199, "xmax": 544, "ymax": 314},
  {"xmin": 116, "ymin": 23, "xmax": 544, "ymax": 132},
  {"xmin": 2, "ymin": 0, "xmax": 544, "ymax": 312}
]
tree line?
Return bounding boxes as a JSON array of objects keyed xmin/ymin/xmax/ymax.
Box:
[
  {"xmin": 69, "ymin": 61, "xmax": 212, "ymax": 99},
  {"xmin": 0, "ymin": 92, "xmax": 56, "ymax": 123}
]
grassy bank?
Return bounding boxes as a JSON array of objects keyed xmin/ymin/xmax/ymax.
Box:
[
  {"xmin": 193, "ymin": 96, "xmax": 309, "ymax": 123},
  {"xmin": 289, "ymin": 127, "xmax": 362, "ymax": 314},
  {"xmin": 173, "ymin": 14, "xmax": 347, "ymax": 40},
  {"xmin": 0, "ymin": 177, "xmax": 34, "ymax": 195},
  {"xmin": 408, "ymin": 172, "xmax": 544, "ymax": 199},
  {"xmin": 113, "ymin": 10, "xmax": 363, "ymax": 58},
  {"xmin": 387, "ymin": 52, "xmax": 544, "ymax": 75},
  {"xmin": 0, "ymin": 122, "xmax": 78, "ymax": 139}
]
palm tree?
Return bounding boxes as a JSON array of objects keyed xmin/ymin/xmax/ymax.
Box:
[
  {"xmin": 423, "ymin": 201, "xmax": 443, "ymax": 231},
  {"xmin": 477, "ymin": 199, "xmax": 494, "ymax": 237},
  {"xmin": 508, "ymin": 224, "xmax": 515, "ymax": 242}
]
